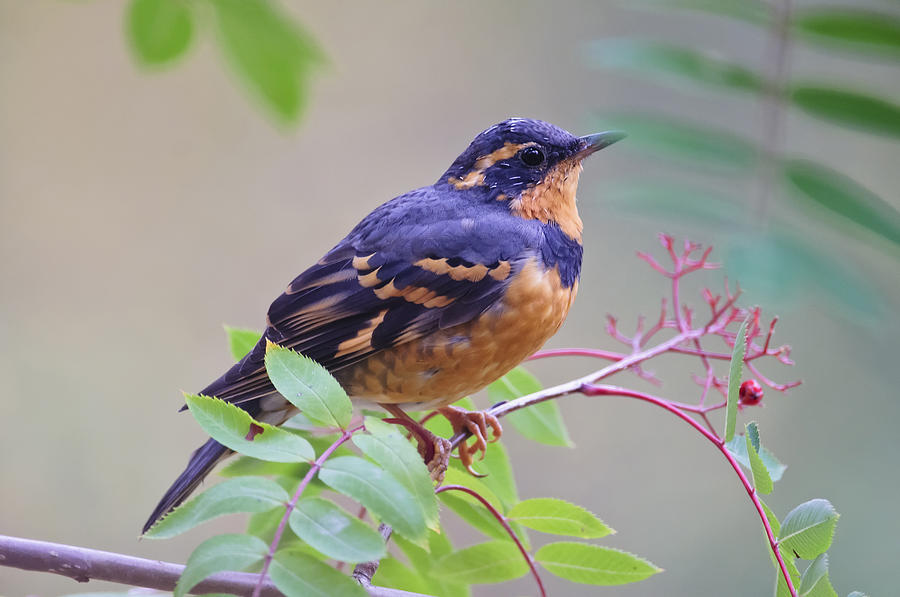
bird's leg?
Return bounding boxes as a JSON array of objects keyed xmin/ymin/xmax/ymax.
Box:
[
  {"xmin": 380, "ymin": 403, "xmax": 451, "ymax": 483},
  {"xmin": 437, "ymin": 405, "xmax": 502, "ymax": 477}
]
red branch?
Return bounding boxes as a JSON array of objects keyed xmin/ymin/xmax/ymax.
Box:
[
  {"xmin": 447, "ymin": 235, "xmax": 801, "ymax": 596},
  {"xmin": 435, "ymin": 485, "xmax": 546, "ymax": 597}
]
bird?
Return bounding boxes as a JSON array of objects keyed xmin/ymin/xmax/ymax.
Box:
[{"xmin": 142, "ymin": 118, "xmax": 624, "ymax": 534}]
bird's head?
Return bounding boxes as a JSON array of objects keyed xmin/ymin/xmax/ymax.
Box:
[{"xmin": 440, "ymin": 118, "xmax": 624, "ymax": 242}]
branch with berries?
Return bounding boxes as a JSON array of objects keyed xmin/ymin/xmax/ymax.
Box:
[{"xmin": 1, "ymin": 236, "xmax": 851, "ymax": 597}]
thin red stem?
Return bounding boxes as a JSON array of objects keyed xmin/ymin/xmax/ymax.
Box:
[
  {"xmin": 251, "ymin": 425, "xmax": 363, "ymax": 597},
  {"xmin": 436, "ymin": 485, "xmax": 546, "ymax": 597},
  {"xmin": 580, "ymin": 384, "xmax": 797, "ymax": 597}
]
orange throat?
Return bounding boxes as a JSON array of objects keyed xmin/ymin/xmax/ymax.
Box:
[{"xmin": 511, "ymin": 159, "xmax": 584, "ymax": 242}]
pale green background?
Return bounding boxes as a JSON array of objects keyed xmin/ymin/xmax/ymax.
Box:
[{"xmin": 1, "ymin": 2, "xmax": 898, "ymax": 596}]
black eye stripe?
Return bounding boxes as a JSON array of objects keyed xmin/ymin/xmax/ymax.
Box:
[{"xmin": 519, "ymin": 146, "xmax": 545, "ymax": 167}]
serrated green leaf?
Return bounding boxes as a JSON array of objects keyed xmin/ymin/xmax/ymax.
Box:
[
  {"xmin": 288, "ymin": 497, "xmax": 386, "ymax": 562},
  {"xmin": 392, "ymin": 535, "xmax": 471, "ymax": 597},
  {"xmin": 319, "ymin": 456, "xmax": 426, "ymax": 540},
  {"xmin": 760, "ymin": 499, "xmax": 781, "ymax": 537},
  {"xmin": 590, "ymin": 40, "xmax": 763, "ymax": 94},
  {"xmin": 372, "ymin": 557, "xmax": 432, "ymax": 594},
  {"xmin": 594, "ymin": 113, "xmax": 759, "ymax": 173},
  {"xmin": 508, "ymin": 498, "xmax": 613, "ymax": 538},
  {"xmin": 432, "ymin": 541, "xmax": 529, "ymax": 584},
  {"xmin": 488, "ymin": 367, "xmax": 572, "ymax": 447},
  {"xmin": 724, "ymin": 318, "xmax": 749, "ymax": 442},
  {"xmin": 223, "ymin": 325, "xmax": 261, "ymax": 361},
  {"xmin": 774, "ymin": 548, "xmax": 802, "ymax": 597},
  {"xmin": 146, "ymin": 477, "xmax": 287, "ymax": 538},
  {"xmin": 211, "ymin": 0, "xmax": 323, "ymax": 124},
  {"xmin": 782, "ymin": 158, "xmax": 900, "ymax": 249},
  {"xmin": 356, "ymin": 418, "xmax": 439, "ymax": 529},
  {"xmin": 264, "ymin": 342, "xmax": 351, "ymax": 428},
  {"xmin": 437, "ymin": 468, "xmax": 530, "ymax": 546},
  {"xmin": 536, "ymin": 542, "xmax": 661, "ymax": 585},
  {"xmin": 185, "ymin": 394, "xmax": 314, "ymax": 462},
  {"xmin": 800, "ymin": 553, "xmax": 838, "ymax": 597},
  {"xmin": 127, "ymin": 0, "xmax": 193, "ymax": 66},
  {"xmin": 791, "ymin": 85, "xmax": 900, "ymax": 140},
  {"xmin": 780, "ymin": 499, "xmax": 840, "ymax": 559},
  {"xmin": 175, "ymin": 534, "xmax": 267, "ymax": 597},
  {"xmin": 793, "ymin": 9, "xmax": 900, "ymax": 60},
  {"xmin": 471, "ymin": 440, "xmax": 519, "ymax": 508},
  {"xmin": 746, "ymin": 422, "xmax": 773, "ymax": 494},
  {"xmin": 219, "ymin": 455, "xmax": 310, "ymax": 478},
  {"xmin": 269, "ymin": 548, "xmax": 366, "ymax": 597}
]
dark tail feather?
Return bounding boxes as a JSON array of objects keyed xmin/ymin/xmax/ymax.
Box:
[{"xmin": 142, "ymin": 438, "xmax": 231, "ymax": 534}]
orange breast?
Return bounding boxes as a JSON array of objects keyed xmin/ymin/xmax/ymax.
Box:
[{"xmin": 336, "ymin": 257, "xmax": 577, "ymax": 408}]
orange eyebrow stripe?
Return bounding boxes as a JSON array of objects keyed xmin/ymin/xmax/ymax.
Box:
[{"xmin": 448, "ymin": 142, "xmax": 534, "ymax": 190}]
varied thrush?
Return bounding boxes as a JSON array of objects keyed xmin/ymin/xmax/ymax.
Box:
[{"xmin": 143, "ymin": 118, "xmax": 624, "ymax": 533}]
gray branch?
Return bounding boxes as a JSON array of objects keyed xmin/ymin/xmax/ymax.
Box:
[{"xmin": 0, "ymin": 534, "xmax": 428, "ymax": 597}]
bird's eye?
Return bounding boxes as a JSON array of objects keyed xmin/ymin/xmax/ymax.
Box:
[{"xmin": 519, "ymin": 146, "xmax": 545, "ymax": 167}]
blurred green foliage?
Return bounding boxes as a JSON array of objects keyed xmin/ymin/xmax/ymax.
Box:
[
  {"xmin": 126, "ymin": 0, "xmax": 325, "ymax": 124},
  {"xmin": 594, "ymin": 1, "xmax": 900, "ymax": 319}
]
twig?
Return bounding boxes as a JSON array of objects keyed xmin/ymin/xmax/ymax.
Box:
[
  {"xmin": 435, "ymin": 485, "xmax": 546, "ymax": 597},
  {"xmin": 252, "ymin": 424, "xmax": 363, "ymax": 597},
  {"xmin": 0, "ymin": 534, "xmax": 428, "ymax": 597},
  {"xmin": 353, "ymin": 524, "xmax": 393, "ymax": 586}
]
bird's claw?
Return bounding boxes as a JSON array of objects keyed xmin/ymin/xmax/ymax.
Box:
[{"xmin": 438, "ymin": 406, "xmax": 503, "ymax": 477}]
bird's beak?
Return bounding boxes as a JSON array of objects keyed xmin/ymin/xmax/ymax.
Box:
[{"xmin": 575, "ymin": 131, "xmax": 627, "ymax": 160}]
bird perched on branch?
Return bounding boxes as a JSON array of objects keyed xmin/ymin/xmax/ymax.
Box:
[{"xmin": 143, "ymin": 118, "xmax": 624, "ymax": 534}]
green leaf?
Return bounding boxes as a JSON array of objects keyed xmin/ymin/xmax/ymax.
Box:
[
  {"xmin": 371, "ymin": 557, "xmax": 432, "ymax": 594},
  {"xmin": 175, "ymin": 534, "xmax": 267, "ymax": 597},
  {"xmin": 145, "ymin": 477, "xmax": 288, "ymax": 538},
  {"xmin": 793, "ymin": 9, "xmax": 900, "ymax": 60},
  {"xmin": 536, "ymin": 542, "xmax": 661, "ymax": 585},
  {"xmin": 774, "ymin": 549, "xmax": 802, "ymax": 597},
  {"xmin": 724, "ymin": 318, "xmax": 749, "ymax": 442},
  {"xmin": 800, "ymin": 554, "xmax": 838, "ymax": 597},
  {"xmin": 594, "ymin": 113, "xmax": 759, "ymax": 173},
  {"xmin": 437, "ymin": 468, "xmax": 530, "ymax": 546},
  {"xmin": 219, "ymin": 455, "xmax": 310, "ymax": 479},
  {"xmin": 355, "ymin": 418, "xmax": 439, "ymax": 529},
  {"xmin": 726, "ymin": 432, "xmax": 788, "ymax": 483},
  {"xmin": 589, "ymin": 40, "xmax": 763, "ymax": 94},
  {"xmin": 470, "ymin": 440, "xmax": 519, "ymax": 509},
  {"xmin": 508, "ymin": 498, "xmax": 613, "ymax": 538},
  {"xmin": 185, "ymin": 394, "xmax": 314, "ymax": 462},
  {"xmin": 265, "ymin": 342, "xmax": 352, "ymax": 429},
  {"xmin": 779, "ymin": 499, "xmax": 840, "ymax": 559},
  {"xmin": 288, "ymin": 497, "xmax": 386, "ymax": 562},
  {"xmin": 488, "ymin": 367, "xmax": 572, "ymax": 447},
  {"xmin": 630, "ymin": 0, "xmax": 770, "ymax": 25},
  {"xmin": 791, "ymin": 85, "xmax": 900, "ymax": 140},
  {"xmin": 782, "ymin": 159, "xmax": 900, "ymax": 248},
  {"xmin": 211, "ymin": 0, "xmax": 323, "ymax": 124},
  {"xmin": 319, "ymin": 456, "xmax": 426, "ymax": 540},
  {"xmin": 432, "ymin": 541, "xmax": 529, "ymax": 585},
  {"xmin": 269, "ymin": 548, "xmax": 366, "ymax": 597},
  {"xmin": 224, "ymin": 325, "xmax": 261, "ymax": 361},
  {"xmin": 126, "ymin": 0, "xmax": 193, "ymax": 66},
  {"xmin": 760, "ymin": 499, "xmax": 781, "ymax": 537},
  {"xmin": 393, "ymin": 533, "xmax": 471, "ymax": 597},
  {"xmin": 745, "ymin": 422, "xmax": 773, "ymax": 494}
]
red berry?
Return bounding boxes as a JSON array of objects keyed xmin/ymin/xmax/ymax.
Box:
[{"xmin": 739, "ymin": 380, "xmax": 764, "ymax": 405}]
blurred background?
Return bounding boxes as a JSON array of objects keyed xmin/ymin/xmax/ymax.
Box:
[{"xmin": 2, "ymin": 1, "xmax": 898, "ymax": 595}]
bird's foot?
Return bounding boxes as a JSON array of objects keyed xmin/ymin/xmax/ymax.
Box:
[
  {"xmin": 437, "ymin": 405, "xmax": 502, "ymax": 477},
  {"xmin": 381, "ymin": 404, "xmax": 452, "ymax": 484}
]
